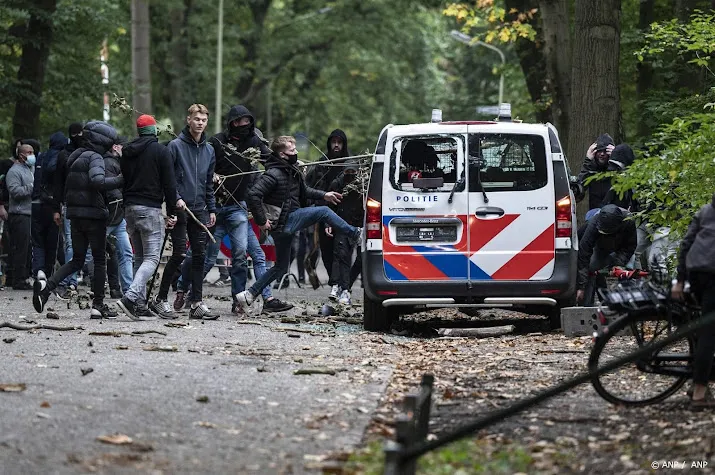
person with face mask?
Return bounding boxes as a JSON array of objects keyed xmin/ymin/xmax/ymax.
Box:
[
  {"xmin": 6, "ymin": 144, "xmax": 36, "ymax": 289},
  {"xmin": 573, "ymin": 133, "xmax": 620, "ymax": 216},
  {"xmin": 235, "ymin": 136, "xmax": 362, "ymax": 313},
  {"xmin": 325, "ymin": 160, "xmax": 364, "ymax": 305}
]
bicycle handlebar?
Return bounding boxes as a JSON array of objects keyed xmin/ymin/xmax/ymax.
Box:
[{"xmin": 590, "ymin": 267, "xmax": 649, "ymax": 280}]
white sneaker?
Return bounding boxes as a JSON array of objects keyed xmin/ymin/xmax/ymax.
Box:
[
  {"xmin": 338, "ymin": 289, "xmax": 351, "ymax": 305},
  {"xmin": 235, "ymin": 290, "xmax": 254, "ymax": 312},
  {"xmin": 329, "ymin": 285, "xmax": 340, "ymax": 301},
  {"xmin": 36, "ymin": 270, "xmax": 46, "ymax": 281}
]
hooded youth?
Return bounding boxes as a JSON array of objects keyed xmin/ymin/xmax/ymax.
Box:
[
  {"xmin": 33, "ymin": 131, "xmax": 66, "ymax": 204},
  {"xmin": 306, "ymin": 129, "xmax": 350, "ymax": 205}
]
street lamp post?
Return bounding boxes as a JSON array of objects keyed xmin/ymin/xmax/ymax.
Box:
[
  {"xmin": 215, "ymin": 0, "xmax": 224, "ymax": 133},
  {"xmin": 450, "ymin": 30, "xmax": 505, "ymax": 108}
]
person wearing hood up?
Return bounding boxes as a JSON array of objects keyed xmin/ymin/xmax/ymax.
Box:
[
  {"xmin": 33, "ymin": 121, "xmax": 124, "ymax": 319},
  {"xmin": 153, "ymin": 104, "xmax": 218, "ymax": 321},
  {"xmin": 30, "ymin": 132, "xmax": 65, "ymax": 281},
  {"xmin": 52, "ymin": 122, "xmax": 89, "ymax": 299},
  {"xmin": 672, "ymin": 193, "xmax": 715, "ymax": 409},
  {"xmin": 574, "ymin": 133, "xmax": 620, "ymax": 214},
  {"xmin": 113, "ymin": 116, "xmax": 178, "ymax": 321},
  {"xmin": 235, "ymin": 136, "xmax": 361, "ymax": 312},
  {"xmin": 326, "ymin": 160, "xmax": 364, "ymax": 305},
  {"xmin": 576, "ymin": 204, "xmax": 637, "ymax": 305},
  {"xmin": 305, "ymin": 129, "xmax": 351, "ymax": 283}
]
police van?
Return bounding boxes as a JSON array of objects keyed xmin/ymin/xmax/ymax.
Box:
[{"xmin": 361, "ymin": 105, "xmax": 577, "ymax": 332}]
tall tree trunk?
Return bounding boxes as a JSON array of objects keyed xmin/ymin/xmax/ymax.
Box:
[
  {"xmin": 12, "ymin": 0, "xmax": 58, "ymax": 140},
  {"xmin": 539, "ymin": 0, "xmax": 572, "ymax": 154},
  {"xmin": 567, "ymin": 0, "xmax": 622, "ymax": 184},
  {"xmin": 636, "ymin": 0, "xmax": 655, "ymax": 140},
  {"xmin": 131, "ymin": 0, "xmax": 152, "ymax": 115},
  {"xmin": 505, "ymin": 0, "xmax": 552, "ymax": 125},
  {"xmin": 168, "ymin": 0, "xmax": 192, "ymax": 128}
]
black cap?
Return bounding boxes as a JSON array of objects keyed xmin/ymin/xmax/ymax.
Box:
[
  {"xmin": 597, "ymin": 204, "xmax": 625, "ymax": 235},
  {"xmin": 595, "ymin": 133, "xmax": 614, "ymax": 152}
]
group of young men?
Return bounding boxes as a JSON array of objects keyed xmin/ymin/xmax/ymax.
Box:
[{"xmin": 2, "ymin": 103, "xmax": 363, "ymax": 321}]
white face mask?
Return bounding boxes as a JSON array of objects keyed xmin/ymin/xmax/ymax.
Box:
[{"xmin": 26, "ymin": 154, "xmax": 36, "ymax": 166}]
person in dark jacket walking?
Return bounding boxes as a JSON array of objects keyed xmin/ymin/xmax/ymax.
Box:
[
  {"xmin": 170, "ymin": 106, "xmax": 286, "ymax": 315},
  {"xmin": 235, "ymin": 136, "xmax": 361, "ymax": 312},
  {"xmin": 6, "ymin": 144, "xmax": 36, "ymax": 289},
  {"xmin": 31, "ymin": 132, "xmax": 65, "ymax": 280},
  {"xmin": 574, "ymin": 133, "xmax": 618, "ymax": 215},
  {"xmin": 33, "ymin": 121, "xmax": 124, "ymax": 319},
  {"xmin": 672, "ymin": 193, "xmax": 715, "ymax": 409},
  {"xmin": 576, "ymin": 204, "xmax": 637, "ymax": 306},
  {"xmin": 154, "ymin": 104, "xmax": 218, "ymax": 320},
  {"xmin": 305, "ymin": 129, "xmax": 351, "ymax": 283},
  {"xmin": 326, "ymin": 160, "xmax": 364, "ymax": 305},
  {"xmin": 115, "ymin": 115, "xmax": 178, "ymax": 321},
  {"xmin": 53, "ymin": 122, "xmax": 88, "ymax": 298}
]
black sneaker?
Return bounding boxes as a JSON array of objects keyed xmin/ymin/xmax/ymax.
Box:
[
  {"xmin": 189, "ymin": 302, "xmax": 219, "ymax": 320},
  {"xmin": 116, "ymin": 297, "xmax": 141, "ymax": 321},
  {"xmin": 263, "ymin": 298, "xmax": 294, "ymax": 313},
  {"xmin": 135, "ymin": 306, "xmax": 158, "ymax": 320},
  {"xmin": 110, "ymin": 289, "xmax": 122, "ymax": 299},
  {"xmin": 212, "ymin": 275, "xmax": 231, "ymax": 287},
  {"xmin": 149, "ymin": 298, "xmax": 178, "ymax": 320},
  {"xmin": 33, "ymin": 277, "xmax": 50, "ymax": 313},
  {"xmin": 91, "ymin": 304, "xmax": 118, "ymax": 320}
]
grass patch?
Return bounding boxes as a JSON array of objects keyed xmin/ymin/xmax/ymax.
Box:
[{"xmin": 344, "ymin": 438, "xmax": 534, "ymax": 474}]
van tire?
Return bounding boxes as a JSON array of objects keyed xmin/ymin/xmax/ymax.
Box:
[{"xmin": 363, "ymin": 296, "xmax": 394, "ymax": 332}]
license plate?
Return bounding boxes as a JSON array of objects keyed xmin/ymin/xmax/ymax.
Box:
[
  {"xmin": 396, "ymin": 226, "xmax": 456, "ymax": 242},
  {"xmin": 418, "ymin": 228, "xmax": 435, "ymax": 241}
]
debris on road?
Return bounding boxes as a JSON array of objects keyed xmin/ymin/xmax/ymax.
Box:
[
  {"xmin": 3, "ymin": 337, "xmax": 16, "ymax": 343},
  {"xmin": 143, "ymin": 345, "xmax": 178, "ymax": 352},
  {"xmin": 0, "ymin": 383, "xmax": 26, "ymax": 392},
  {"xmin": 196, "ymin": 395, "xmax": 209, "ymax": 403},
  {"xmin": 0, "ymin": 321, "xmax": 82, "ymax": 331},
  {"xmin": 437, "ymin": 325, "xmax": 515, "ymax": 338},
  {"xmin": 80, "ymin": 368, "xmax": 94, "ymax": 376},
  {"xmin": 96, "ymin": 434, "xmax": 133, "ymax": 445},
  {"xmin": 46, "ymin": 312, "xmax": 59, "ymax": 320},
  {"xmin": 294, "ymin": 368, "xmax": 336, "ymax": 376}
]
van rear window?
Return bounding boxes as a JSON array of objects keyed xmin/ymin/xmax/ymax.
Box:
[
  {"xmin": 467, "ymin": 134, "xmax": 548, "ymax": 192},
  {"xmin": 392, "ymin": 136, "xmax": 459, "ymax": 192}
]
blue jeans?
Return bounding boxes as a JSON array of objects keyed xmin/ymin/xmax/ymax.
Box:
[
  {"xmin": 107, "ymin": 219, "xmax": 133, "ymax": 293},
  {"xmin": 248, "ymin": 206, "xmax": 358, "ymax": 298},
  {"xmin": 59, "ymin": 208, "xmax": 92, "ymax": 288},
  {"xmin": 179, "ymin": 204, "xmax": 272, "ymax": 299},
  {"xmin": 124, "ymin": 205, "xmax": 165, "ymax": 305}
]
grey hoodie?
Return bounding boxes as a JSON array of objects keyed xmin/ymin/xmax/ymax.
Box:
[{"xmin": 6, "ymin": 161, "xmax": 34, "ymax": 215}]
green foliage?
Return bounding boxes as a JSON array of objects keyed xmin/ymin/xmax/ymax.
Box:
[
  {"xmin": 345, "ymin": 438, "xmax": 535, "ymax": 474},
  {"xmin": 636, "ymin": 10, "xmax": 715, "ymax": 67},
  {"xmin": 443, "ymin": 1, "xmax": 537, "ymax": 44}
]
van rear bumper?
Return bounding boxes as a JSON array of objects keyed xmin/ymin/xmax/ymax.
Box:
[{"xmin": 362, "ymin": 249, "xmax": 577, "ymax": 305}]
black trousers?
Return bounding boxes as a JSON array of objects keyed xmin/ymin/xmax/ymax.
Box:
[
  {"xmin": 106, "ymin": 238, "xmax": 120, "ymax": 292},
  {"xmin": 330, "ymin": 232, "xmax": 355, "ymax": 290},
  {"xmin": 158, "ymin": 209, "xmax": 208, "ymax": 303},
  {"xmin": 319, "ymin": 226, "xmax": 334, "ymax": 284},
  {"xmin": 689, "ymin": 271, "xmax": 715, "ymax": 385},
  {"xmin": 8, "ymin": 213, "xmax": 31, "ymax": 286},
  {"xmin": 31, "ymin": 203, "xmax": 59, "ymax": 278},
  {"xmin": 47, "ymin": 218, "xmax": 107, "ymax": 306}
]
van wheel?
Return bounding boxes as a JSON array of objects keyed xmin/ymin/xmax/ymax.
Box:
[{"xmin": 363, "ymin": 295, "xmax": 394, "ymax": 332}]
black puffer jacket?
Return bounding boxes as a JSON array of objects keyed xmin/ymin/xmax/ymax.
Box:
[
  {"xmin": 65, "ymin": 121, "xmax": 124, "ymax": 220},
  {"xmin": 103, "ymin": 151, "xmax": 124, "ymax": 226},
  {"xmin": 575, "ymin": 134, "xmax": 620, "ymax": 210},
  {"xmin": 209, "ymin": 105, "xmax": 271, "ymax": 206},
  {"xmin": 34, "ymin": 131, "xmax": 66, "ymax": 204},
  {"xmin": 577, "ymin": 205, "xmax": 637, "ymax": 289},
  {"xmin": 53, "ymin": 138, "xmax": 79, "ymax": 212},
  {"xmin": 306, "ymin": 129, "xmax": 350, "ymax": 206},
  {"xmin": 247, "ymin": 154, "xmax": 325, "ymax": 232}
]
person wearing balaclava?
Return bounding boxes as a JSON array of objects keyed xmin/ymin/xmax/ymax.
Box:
[
  {"xmin": 576, "ymin": 204, "xmax": 637, "ymax": 306},
  {"xmin": 325, "ymin": 160, "xmax": 364, "ymax": 305},
  {"xmin": 6, "ymin": 143, "xmax": 36, "ymax": 289},
  {"xmin": 574, "ymin": 133, "xmax": 621, "ymax": 214},
  {"xmin": 305, "ymin": 129, "xmax": 351, "ymax": 289}
]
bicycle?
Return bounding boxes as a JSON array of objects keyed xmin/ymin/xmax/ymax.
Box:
[
  {"xmin": 582, "ymin": 267, "xmax": 649, "ymax": 306},
  {"xmin": 588, "ymin": 276, "xmax": 711, "ymax": 406}
]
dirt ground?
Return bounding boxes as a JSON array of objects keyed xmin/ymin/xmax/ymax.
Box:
[{"xmin": 354, "ymin": 308, "xmax": 715, "ymax": 475}]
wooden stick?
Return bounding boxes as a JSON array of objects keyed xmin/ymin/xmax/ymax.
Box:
[
  {"xmin": 0, "ymin": 322, "xmax": 83, "ymax": 331},
  {"xmin": 437, "ymin": 325, "xmax": 515, "ymax": 338},
  {"xmin": 184, "ymin": 207, "xmax": 217, "ymax": 243}
]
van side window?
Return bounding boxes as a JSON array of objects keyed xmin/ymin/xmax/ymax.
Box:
[
  {"xmin": 467, "ymin": 133, "xmax": 548, "ymax": 192},
  {"xmin": 394, "ymin": 136, "xmax": 459, "ymax": 192}
]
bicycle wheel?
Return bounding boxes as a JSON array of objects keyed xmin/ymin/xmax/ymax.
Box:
[{"xmin": 589, "ymin": 312, "xmax": 693, "ymax": 406}]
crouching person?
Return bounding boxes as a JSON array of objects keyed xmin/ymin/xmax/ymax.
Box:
[{"xmin": 235, "ymin": 136, "xmax": 361, "ymax": 312}]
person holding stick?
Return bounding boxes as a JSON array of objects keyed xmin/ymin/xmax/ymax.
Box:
[
  {"xmin": 154, "ymin": 104, "xmax": 219, "ymax": 320},
  {"xmin": 115, "ymin": 115, "xmax": 178, "ymax": 321}
]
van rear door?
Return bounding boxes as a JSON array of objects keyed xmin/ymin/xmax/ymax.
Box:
[
  {"xmin": 465, "ymin": 128, "xmax": 556, "ymax": 281},
  {"xmin": 381, "ymin": 128, "xmax": 468, "ymax": 282}
]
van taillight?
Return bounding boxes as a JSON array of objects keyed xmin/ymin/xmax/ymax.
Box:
[
  {"xmin": 366, "ymin": 198, "xmax": 382, "ymax": 239},
  {"xmin": 555, "ymin": 196, "xmax": 572, "ymax": 238}
]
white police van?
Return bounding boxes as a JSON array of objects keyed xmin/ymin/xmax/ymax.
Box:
[{"xmin": 362, "ymin": 105, "xmax": 577, "ymax": 332}]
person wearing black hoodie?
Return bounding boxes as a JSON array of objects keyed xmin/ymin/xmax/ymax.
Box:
[
  {"xmin": 33, "ymin": 121, "xmax": 124, "ymax": 319},
  {"xmin": 154, "ymin": 104, "xmax": 218, "ymax": 321},
  {"xmin": 31, "ymin": 132, "xmax": 65, "ymax": 280},
  {"xmin": 306, "ymin": 129, "xmax": 350, "ymax": 284},
  {"xmin": 114, "ymin": 115, "xmax": 178, "ymax": 321},
  {"xmin": 576, "ymin": 204, "xmax": 637, "ymax": 306},
  {"xmin": 235, "ymin": 136, "xmax": 361, "ymax": 312},
  {"xmin": 574, "ymin": 133, "xmax": 619, "ymax": 213}
]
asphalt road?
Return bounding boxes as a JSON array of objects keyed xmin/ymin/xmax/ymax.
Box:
[{"xmin": 0, "ymin": 266, "xmax": 387, "ymax": 474}]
